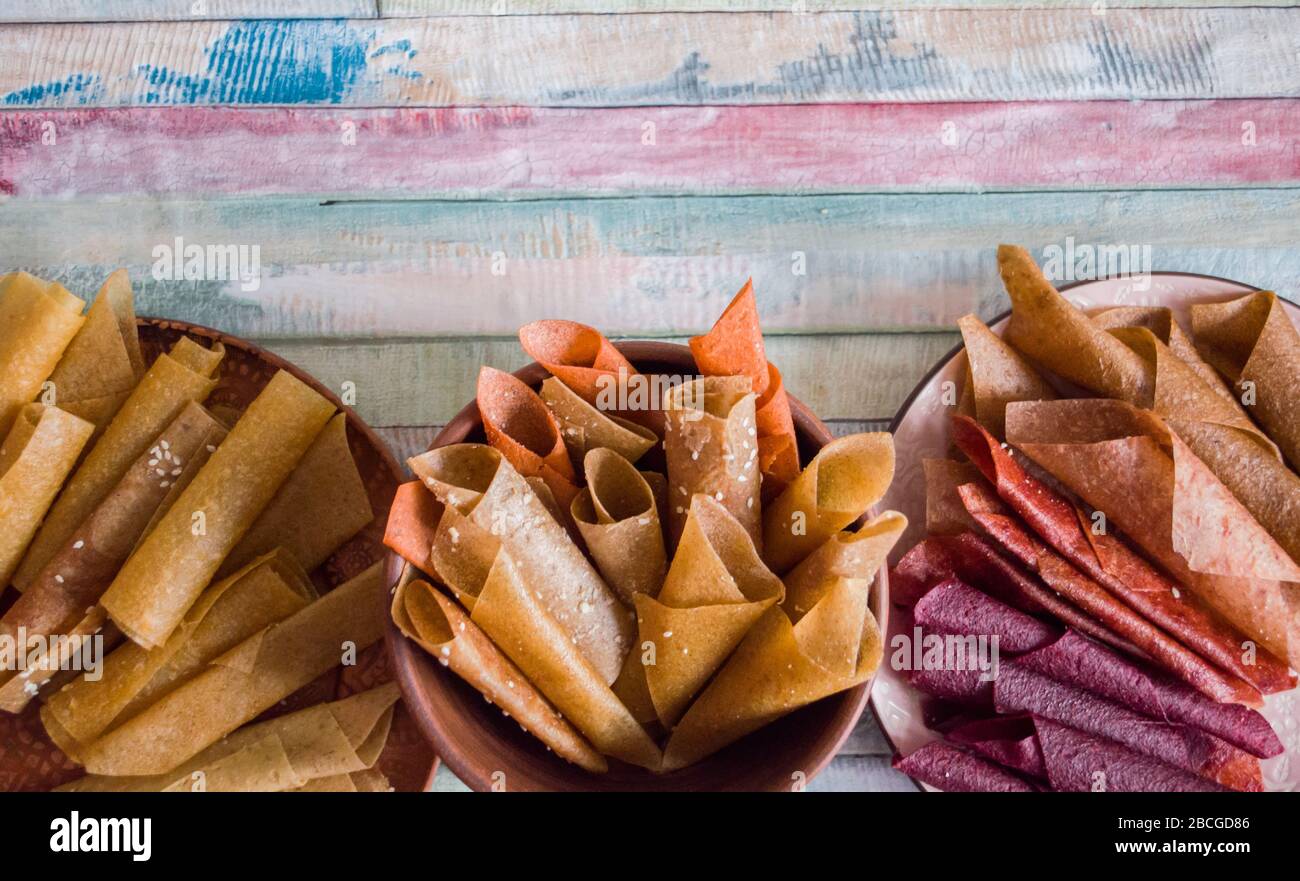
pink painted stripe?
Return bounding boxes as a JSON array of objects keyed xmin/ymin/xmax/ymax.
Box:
[{"xmin": 3, "ymin": 101, "xmax": 1299, "ymax": 199}]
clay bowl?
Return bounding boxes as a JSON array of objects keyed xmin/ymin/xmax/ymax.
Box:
[{"xmin": 386, "ymin": 340, "xmax": 888, "ymax": 791}]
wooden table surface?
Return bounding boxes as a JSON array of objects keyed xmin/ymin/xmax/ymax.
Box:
[{"xmin": 2, "ymin": 1, "xmax": 1296, "ymax": 792}]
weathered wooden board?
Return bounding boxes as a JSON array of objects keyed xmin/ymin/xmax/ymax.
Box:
[
  {"xmin": 6, "ymin": 101, "xmax": 1297, "ymax": 200},
  {"xmin": 385, "ymin": 0, "xmax": 1300, "ymax": 13},
  {"xmin": 4, "ymin": 190, "xmax": 1298, "ymax": 340},
  {"xmin": 4, "ymin": 10, "xmax": 1299, "ymax": 107},
  {"xmin": 0, "ymin": 1, "xmax": 376, "ymax": 22}
]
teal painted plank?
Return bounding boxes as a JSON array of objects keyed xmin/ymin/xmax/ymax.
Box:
[{"xmin": 2, "ymin": 1, "xmax": 376, "ymax": 21}]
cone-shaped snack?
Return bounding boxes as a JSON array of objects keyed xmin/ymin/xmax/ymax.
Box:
[
  {"xmin": 0, "ymin": 271, "xmax": 85, "ymax": 438},
  {"xmin": 923, "ymin": 459, "xmax": 985, "ymax": 536},
  {"xmin": 471, "ymin": 552, "xmax": 661, "ymax": 770},
  {"xmin": 956, "ymin": 313, "xmax": 1056, "ymax": 438},
  {"xmin": 77, "ymin": 561, "xmax": 386, "ymax": 776},
  {"xmin": 427, "ymin": 503, "xmax": 496, "ymax": 612},
  {"xmin": 14, "ymin": 335, "xmax": 224, "ymax": 590},
  {"xmin": 219, "ymin": 413, "xmax": 373, "ymax": 577},
  {"xmin": 1091, "ymin": 305, "xmax": 1238, "ymax": 407},
  {"xmin": 1192, "ymin": 291, "xmax": 1300, "ymax": 470},
  {"xmin": 0, "ymin": 402, "xmax": 226, "ymax": 709},
  {"xmin": 61, "ymin": 684, "xmax": 399, "ymax": 792},
  {"xmin": 0, "ymin": 404, "xmax": 94, "ymax": 589},
  {"xmin": 632, "ymin": 495, "xmax": 783, "ymax": 728},
  {"xmin": 1006, "ymin": 398, "xmax": 1300, "ymax": 671},
  {"xmin": 612, "ymin": 640, "xmax": 660, "ymax": 726},
  {"xmin": 571, "ymin": 448, "xmax": 667, "ymax": 602},
  {"xmin": 383, "ymin": 480, "xmax": 443, "ymax": 578},
  {"xmin": 540, "ymin": 376, "xmax": 657, "ymax": 469},
  {"xmin": 44, "ymin": 270, "xmax": 144, "ymax": 434},
  {"xmin": 519, "ymin": 319, "xmax": 638, "ymax": 405},
  {"xmin": 782, "ymin": 510, "xmax": 906, "ymax": 620},
  {"xmin": 410, "ymin": 443, "xmax": 631, "ymax": 683},
  {"xmin": 477, "ymin": 366, "xmax": 580, "ymax": 513},
  {"xmin": 763, "ymin": 432, "xmax": 895, "ymax": 574},
  {"xmin": 100, "ymin": 370, "xmax": 335, "ymax": 648},
  {"xmin": 663, "ymin": 574, "xmax": 881, "ymax": 770},
  {"xmin": 42, "ymin": 549, "xmax": 316, "ymax": 756},
  {"xmin": 689, "ymin": 280, "xmax": 800, "ymax": 491},
  {"xmin": 663, "ymin": 376, "xmax": 761, "ymax": 550},
  {"xmin": 391, "ymin": 576, "xmax": 606, "ymax": 773}
]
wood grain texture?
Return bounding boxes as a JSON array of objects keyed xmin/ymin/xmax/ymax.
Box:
[
  {"xmin": 7, "ymin": 101, "xmax": 1298, "ymax": 200},
  {"xmin": 385, "ymin": 0, "xmax": 1300, "ymax": 12},
  {"xmin": 3, "ymin": 10, "xmax": 1299, "ymax": 108},
  {"xmin": 4, "ymin": 190, "xmax": 1299, "ymax": 340},
  {"xmin": 1, "ymin": 1, "xmax": 376, "ymax": 22}
]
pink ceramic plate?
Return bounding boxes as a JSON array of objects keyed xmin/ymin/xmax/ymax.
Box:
[{"xmin": 874, "ymin": 273, "xmax": 1300, "ymax": 793}]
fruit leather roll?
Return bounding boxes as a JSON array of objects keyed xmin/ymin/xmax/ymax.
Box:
[
  {"xmin": 912, "ymin": 578, "xmax": 1059, "ymax": 654},
  {"xmin": 893, "ymin": 741, "xmax": 1038, "ymax": 792},
  {"xmin": 14, "ymin": 335, "xmax": 224, "ymax": 590},
  {"xmin": 60, "ymin": 684, "xmax": 398, "ymax": 792},
  {"xmin": 0, "ymin": 404, "xmax": 94, "ymax": 588},
  {"xmin": 782, "ymin": 510, "xmax": 905, "ymax": 619},
  {"xmin": 43, "ymin": 270, "xmax": 144, "ymax": 434},
  {"xmin": 1006, "ymin": 398, "xmax": 1300, "ymax": 672},
  {"xmin": 76, "ymin": 561, "xmax": 385, "ymax": 776},
  {"xmin": 632, "ymin": 494, "xmax": 783, "ymax": 728},
  {"xmin": 570, "ymin": 448, "xmax": 667, "ymax": 602},
  {"xmin": 923, "ymin": 459, "xmax": 986, "ymax": 536},
  {"xmin": 477, "ymin": 366, "xmax": 580, "ymax": 512},
  {"xmin": 663, "ymin": 573, "xmax": 882, "ymax": 770},
  {"xmin": 955, "ymin": 313, "xmax": 1056, "ymax": 439},
  {"xmin": 1192, "ymin": 290, "xmax": 1300, "ymax": 470},
  {"xmin": 383, "ymin": 480, "xmax": 442, "ymax": 578},
  {"xmin": 41, "ymin": 549, "xmax": 316, "ymax": 756},
  {"xmin": 954, "ymin": 414, "xmax": 1293, "ymax": 694},
  {"xmin": 391, "ymin": 575, "xmax": 606, "ymax": 773},
  {"xmin": 946, "ymin": 716, "xmax": 1047, "ymax": 780},
  {"xmin": 663, "ymin": 376, "xmax": 761, "ymax": 550},
  {"xmin": 100, "ymin": 370, "xmax": 335, "ymax": 648},
  {"xmin": 517, "ymin": 319, "xmax": 657, "ymax": 430},
  {"xmin": 762, "ymin": 432, "xmax": 895, "ymax": 573},
  {"xmin": 410, "ymin": 443, "xmax": 631, "ymax": 683},
  {"xmin": 1016, "ymin": 631, "xmax": 1283, "ymax": 759},
  {"xmin": 540, "ymin": 377, "xmax": 656, "ymax": 469},
  {"xmin": 689, "ymin": 280, "xmax": 800, "ymax": 492},
  {"xmin": 290, "ymin": 770, "xmax": 390, "ymax": 792},
  {"xmin": 0, "ymin": 272, "xmax": 85, "ymax": 438},
  {"xmin": 218, "ymin": 413, "xmax": 373, "ymax": 577},
  {"xmin": 1032, "ymin": 718, "xmax": 1229, "ymax": 792}
]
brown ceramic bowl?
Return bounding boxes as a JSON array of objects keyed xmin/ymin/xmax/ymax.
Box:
[{"xmin": 386, "ymin": 340, "xmax": 888, "ymax": 791}]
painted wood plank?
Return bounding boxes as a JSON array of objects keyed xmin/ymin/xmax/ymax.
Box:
[
  {"xmin": 384, "ymin": 0, "xmax": 1300, "ymax": 12},
  {"xmin": 2, "ymin": 1, "xmax": 376, "ymax": 22},
  {"xmin": 4, "ymin": 190, "xmax": 1300, "ymax": 340},
  {"xmin": 4, "ymin": 10, "xmax": 1299, "ymax": 108},
  {"xmin": 7, "ymin": 101, "xmax": 1298, "ymax": 201}
]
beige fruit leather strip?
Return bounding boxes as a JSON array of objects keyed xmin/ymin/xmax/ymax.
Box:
[
  {"xmin": 762, "ymin": 432, "xmax": 895, "ymax": 574},
  {"xmin": 923, "ymin": 459, "xmax": 985, "ymax": 537},
  {"xmin": 76, "ymin": 560, "xmax": 386, "ymax": 776},
  {"xmin": 409, "ymin": 443, "xmax": 630, "ymax": 684},
  {"xmin": 632, "ymin": 494, "xmax": 783, "ymax": 728},
  {"xmin": 663, "ymin": 574, "xmax": 882, "ymax": 771},
  {"xmin": 60, "ymin": 684, "xmax": 398, "ymax": 792},
  {"xmin": 956, "ymin": 313, "xmax": 1056, "ymax": 439},
  {"xmin": 289, "ymin": 769, "xmax": 391, "ymax": 792},
  {"xmin": 570, "ymin": 448, "xmax": 667, "ymax": 603},
  {"xmin": 0, "ymin": 404, "xmax": 94, "ymax": 589},
  {"xmin": 218, "ymin": 412, "xmax": 373, "ymax": 577},
  {"xmin": 392, "ymin": 575, "xmax": 606, "ymax": 773},
  {"xmin": 42, "ymin": 549, "xmax": 316, "ymax": 756},
  {"xmin": 0, "ymin": 271, "xmax": 85, "ymax": 439},
  {"xmin": 1006, "ymin": 398, "xmax": 1300, "ymax": 670},
  {"xmin": 540, "ymin": 376, "xmax": 657, "ymax": 469},
  {"xmin": 662, "ymin": 375, "xmax": 762, "ymax": 551},
  {"xmin": 44, "ymin": 270, "xmax": 144, "ymax": 437},
  {"xmin": 100, "ymin": 370, "xmax": 335, "ymax": 648},
  {"xmin": 14, "ymin": 335, "xmax": 224, "ymax": 590},
  {"xmin": 782, "ymin": 511, "xmax": 906, "ymax": 621}
]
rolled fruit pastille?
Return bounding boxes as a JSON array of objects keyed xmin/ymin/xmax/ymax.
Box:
[
  {"xmin": 0, "ymin": 271, "xmax": 85, "ymax": 438},
  {"xmin": 477, "ymin": 366, "xmax": 580, "ymax": 513},
  {"xmin": 60, "ymin": 684, "xmax": 399, "ymax": 792},
  {"xmin": 77, "ymin": 560, "xmax": 386, "ymax": 776},
  {"xmin": 540, "ymin": 376, "xmax": 657, "ymax": 469},
  {"xmin": 662, "ymin": 375, "xmax": 762, "ymax": 550},
  {"xmin": 782, "ymin": 510, "xmax": 906, "ymax": 620},
  {"xmin": 570, "ymin": 447, "xmax": 667, "ymax": 603},
  {"xmin": 42, "ymin": 549, "xmax": 316, "ymax": 756},
  {"xmin": 100, "ymin": 369, "xmax": 335, "ymax": 648},
  {"xmin": 955, "ymin": 313, "xmax": 1056, "ymax": 439},
  {"xmin": 14, "ymin": 334, "xmax": 224, "ymax": 590},
  {"xmin": 633, "ymin": 494, "xmax": 784, "ymax": 728},
  {"xmin": 762, "ymin": 432, "xmax": 895, "ymax": 574},
  {"xmin": 391, "ymin": 575, "xmax": 606, "ymax": 773},
  {"xmin": 0, "ymin": 404, "xmax": 94, "ymax": 589},
  {"xmin": 409, "ymin": 443, "xmax": 631, "ymax": 684},
  {"xmin": 383, "ymin": 480, "xmax": 443, "ymax": 579}
]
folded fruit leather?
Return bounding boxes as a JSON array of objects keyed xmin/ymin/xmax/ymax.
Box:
[
  {"xmin": 893, "ymin": 741, "xmax": 1038, "ymax": 792},
  {"xmin": 477, "ymin": 366, "xmax": 580, "ymax": 514},
  {"xmin": 0, "ymin": 271, "xmax": 85, "ymax": 439},
  {"xmin": 383, "ymin": 480, "xmax": 443, "ymax": 578},
  {"xmin": 953, "ymin": 414, "xmax": 1294, "ymax": 695},
  {"xmin": 913, "ymin": 578, "xmax": 1058, "ymax": 654},
  {"xmin": 955, "ymin": 313, "xmax": 1057, "ymax": 440},
  {"xmin": 946, "ymin": 716, "xmax": 1047, "ymax": 780},
  {"xmin": 1032, "ymin": 717, "xmax": 1229, "ymax": 792}
]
